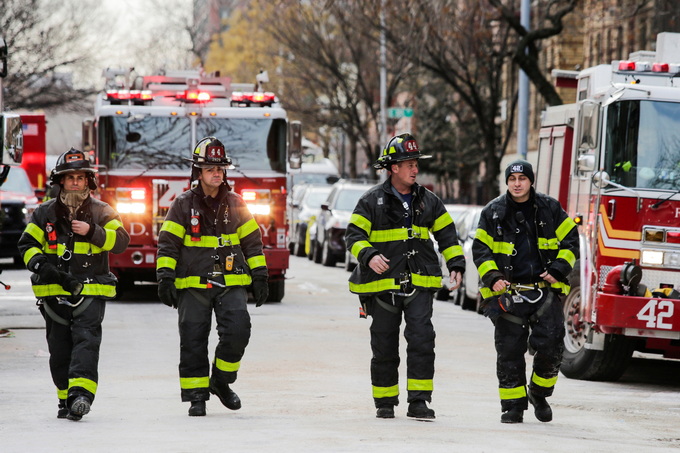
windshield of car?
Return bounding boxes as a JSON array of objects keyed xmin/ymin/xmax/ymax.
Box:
[
  {"xmin": 0, "ymin": 167, "xmax": 33, "ymax": 195},
  {"xmin": 98, "ymin": 116, "xmax": 286, "ymax": 172},
  {"xmin": 304, "ymin": 189, "xmax": 332, "ymax": 209},
  {"xmin": 334, "ymin": 187, "xmax": 368, "ymax": 211}
]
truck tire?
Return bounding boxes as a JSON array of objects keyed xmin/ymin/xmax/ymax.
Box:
[
  {"xmin": 267, "ymin": 280, "xmax": 285, "ymax": 302},
  {"xmin": 293, "ymin": 228, "xmax": 307, "ymax": 257},
  {"xmin": 321, "ymin": 239, "xmax": 336, "ymax": 267},
  {"xmin": 560, "ymin": 272, "xmax": 635, "ymax": 381},
  {"xmin": 313, "ymin": 239, "xmax": 323, "ymax": 263}
]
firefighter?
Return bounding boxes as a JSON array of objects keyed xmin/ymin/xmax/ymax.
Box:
[
  {"xmin": 345, "ymin": 133, "xmax": 465, "ymax": 419},
  {"xmin": 156, "ymin": 136, "xmax": 269, "ymax": 417},
  {"xmin": 18, "ymin": 148, "xmax": 130, "ymax": 421},
  {"xmin": 472, "ymin": 159, "xmax": 579, "ymax": 424}
]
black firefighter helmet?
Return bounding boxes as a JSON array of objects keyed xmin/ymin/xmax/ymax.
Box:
[
  {"xmin": 50, "ymin": 148, "xmax": 97, "ymax": 190},
  {"xmin": 373, "ymin": 133, "xmax": 432, "ymax": 169}
]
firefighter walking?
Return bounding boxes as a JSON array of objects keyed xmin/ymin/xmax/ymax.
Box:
[
  {"xmin": 156, "ymin": 137, "xmax": 269, "ymax": 417},
  {"xmin": 345, "ymin": 133, "xmax": 464, "ymax": 419},
  {"xmin": 472, "ymin": 160, "xmax": 578, "ymax": 423},
  {"xmin": 18, "ymin": 148, "xmax": 130, "ymax": 421}
]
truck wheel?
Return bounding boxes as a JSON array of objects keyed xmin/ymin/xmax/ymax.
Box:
[
  {"xmin": 560, "ymin": 273, "xmax": 635, "ymax": 381},
  {"xmin": 321, "ymin": 240, "xmax": 336, "ymax": 267},
  {"xmin": 267, "ymin": 280, "xmax": 285, "ymax": 302},
  {"xmin": 293, "ymin": 228, "xmax": 306, "ymax": 257}
]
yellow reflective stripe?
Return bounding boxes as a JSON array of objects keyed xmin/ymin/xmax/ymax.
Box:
[
  {"xmin": 557, "ymin": 249, "xmax": 576, "ymax": 267},
  {"xmin": 373, "ymin": 384, "xmax": 399, "ymax": 398},
  {"xmin": 499, "ymin": 386, "xmax": 526, "ymax": 400},
  {"xmin": 69, "ymin": 377, "xmax": 98, "ymax": 395},
  {"xmin": 531, "ymin": 372, "xmax": 558, "ymax": 389},
  {"xmin": 237, "ymin": 219, "xmax": 259, "ymax": 238},
  {"xmin": 23, "ymin": 247, "xmax": 43, "ymax": 265},
  {"xmin": 479, "ymin": 287, "xmax": 496, "ymax": 299},
  {"xmin": 33, "ymin": 283, "xmax": 116, "ymax": 298},
  {"xmin": 161, "ymin": 220, "xmax": 185, "ymax": 238},
  {"xmin": 476, "ymin": 228, "xmax": 514, "ymax": 255},
  {"xmin": 180, "ymin": 376, "xmax": 209, "ymax": 390},
  {"xmin": 555, "ymin": 217, "xmax": 577, "ymax": 241},
  {"xmin": 57, "ymin": 388, "xmax": 68, "ymax": 400},
  {"xmin": 349, "ymin": 278, "xmax": 400, "ymax": 294},
  {"xmin": 411, "ymin": 274, "xmax": 442, "ymax": 288},
  {"xmin": 183, "ymin": 233, "xmax": 240, "ymax": 247},
  {"xmin": 369, "ymin": 226, "xmax": 430, "ymax": 243},
  {"xmin": 477, "ymin": 260, "xmax": 499, "ymax": 278},
  {"xmin": 552, "ymin": 281, "xmax": 570, "ymax": 296},
  {"xmin": 175, "ymin": 274, "xmax": 252, "ymax": 289},
  {"xmin": 157, "ymin": 256, "xmax": 177, "ymax": 270},
  {"xmin": 432, "ymin": 212, "xmax": 453, "ymax": 232},
  {"xmin": 247, "ymin": 255, "xmax": 267, "ymax": 269},
  {"xmin": 25, "ymin": 223, "xmax": 47, "ymax": 243},
  {"xmin": 407, "ymin": 379, "xmax": 433, "ymax": 391},
  {"xmin": 475, "ymin": 228, "xmax": 494, "ymax": 248},
  {"xmin": 73, "ymin": 241, "xmax": 106, "ymax": 255},
  {"xmin": 102, "ymin": 227, "xmax": 117, "ymax": 251},
  {"xmin": 104, "ymin": 219, "xmax": 124, "ymax": 230},
  {"xmin": 214, "ymin": 357, "xmax": 240, "ymax": 372},
  {"xmin": 441, "ymin": 244, "xmax": 463, "ymax": 262},
  {"xmin": 350, "ymin": 213, "xmax": 371, "ymax": 236},
  {"xmin": 351, "ymin": 240, "xmax": 371, "ymax": 258},
  {"xmin": 537, "ymin": 237, "xmax": 559, "ymax": 250}
]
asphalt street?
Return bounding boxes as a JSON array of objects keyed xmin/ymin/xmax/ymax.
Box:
[{"xmin": 1, "ymin": 256, "xmax": 680, "ymax": 452}]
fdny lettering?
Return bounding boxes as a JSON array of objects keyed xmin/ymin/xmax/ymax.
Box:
[
  {"xmin": 158, "ymin": 180, "xmax": 190, "ymax": 209},
  {"xmin": 676, "ymin": 207, "xmax": 680, "ymax": 218},
  {"xmin": 128, "ymin": 222, "xmax": 147, "ymax": 236}
]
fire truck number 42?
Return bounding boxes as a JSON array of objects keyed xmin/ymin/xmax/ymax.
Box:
[{"xmin": 637, "ymin": 300, "xmax": 674, "ymax": 330}]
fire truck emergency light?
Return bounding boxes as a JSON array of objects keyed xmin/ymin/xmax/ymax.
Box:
[
  {"xmin": 618, "ymin": 60, "xmax": 680, "ymax": 73},
  {"xmin": 231, "ymin": 92, "xmax": 276, "ymax": 107},
  {"xmin": 116, "ymin": 188, "xmax": 146, "ymax": 214},
  {"xmin": 176, "ymin": 90, "xmax": 211, "ymax": 103},
  {"xmin": 242, "ymin": 189, "xmax": 271, "ymax": 215}
]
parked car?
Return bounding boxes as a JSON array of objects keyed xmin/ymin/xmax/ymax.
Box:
[
  {"xmin": 434, "ymin": 204, "xmax": 484, "ymax": 309},
  {"xmin": 310, "ymin": 180, "xmax": 372, "ymax": 267},
  {"xmin": 0, "ymin": 167, "xmax": 40, "ymax": 265},
  {"xmin": 287, "ymin": 183, "xmax": 333, "ymax": 257},
  {"xmin": 454, "ymin": 205, "xmax": 485, "ymax": 311}
]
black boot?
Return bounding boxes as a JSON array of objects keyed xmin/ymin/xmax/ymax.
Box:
[
  {"xmin": 210, "ymin": 382, "xmax": 241, "ymax": 410},
  {"xmin": 500, "ymin": 407, "xmax": 524, "ymax": 424},
  {"xmin": 188, "ymin": 400, "xmax": 206, "ymax": 417},
  {"xmin": 406, "ymin": 400, "xmax": 435, "ymax": 419},
  {"xmin": 376, "ymin": 405, "xmax": 395, "ymax": 419},
  {"xmin": 528, "ymin": 390, "xmax": 553, "ymax": 422},
  {"xmin": 57, "ymin": 400, "xmax": 69, "ymax": 419},
  {"xmin": 67, "ymin": 396, "xmax": 91, "ymax": 421}
]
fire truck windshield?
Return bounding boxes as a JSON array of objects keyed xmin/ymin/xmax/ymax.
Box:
[
  {"xmin": 99, "ymin": 116, "xmax": 287, "ymax": 173},
  {"xmin": 604, "ymin": 100, "xmax": 680, "ymax": 190}
]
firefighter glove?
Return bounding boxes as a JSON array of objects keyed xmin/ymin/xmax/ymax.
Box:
[
  {"xmin": 481, "ymin": 294, "xmax": 512, "ymax": 323},
  {"xmin": 252, "ymin": 276, "xmax": 269, "ymax": 307},
  {"xmin": 36, "ymin": 262, "xmax": 63, "ymax": 284},
  {"xmin": 158, "ymin": 279, "xmax": 178, "ymax": 309},
  {"xmin": 61, "ymin": 275, "xmax": 83, "ymax": 296}
]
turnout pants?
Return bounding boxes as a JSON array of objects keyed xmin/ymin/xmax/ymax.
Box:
[
  {"xmin": 369, "ymin": 290, "xmax": 435, "ymax": 408},
  {"xmin": 39, "ymin": 297, "xmax": 106, "ymax": 408},
  {"xmin": 494, "ymin": 290, "xmax": 565, "ymax": 411},
  {"xmin": 177, "ymin": 286, "xmax": 251, "ymax": 402}
]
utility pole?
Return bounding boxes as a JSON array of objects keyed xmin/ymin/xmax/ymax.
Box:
[
  {"xmin": 379, "ymin": 0, "xmax": 387, "ymax": 150},
  {"xmin": 0, "ymin": 37, "xmax": 7, "ymax": 112},
  {"xmin": 517, "ymin": 0, "xmax": 530, "ymax": 159}
]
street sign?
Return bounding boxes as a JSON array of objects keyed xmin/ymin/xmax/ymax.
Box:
[{"xmin": 387, "ymin": 107, "xmax": 414, "ymax": 118}]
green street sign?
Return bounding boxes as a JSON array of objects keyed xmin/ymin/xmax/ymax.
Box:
[{"xmin": 387, "ymin": 107, "xmax": 414, "ymax": 118}]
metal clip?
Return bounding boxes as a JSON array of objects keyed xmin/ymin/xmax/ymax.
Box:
[
  {"xmin": 61, "ymin": 249, "xmax": 73, "ymax": 261},
  {"xmin": 404, "ymin": 249, "xmax": 419, "ymax": 259},
  {"xmin": 406, "ymin": 228, "xmax": 421, "ymax": 240},
  {"xmin": 57, "ymin": 296, "xmax": 84, "ymax": 307}
]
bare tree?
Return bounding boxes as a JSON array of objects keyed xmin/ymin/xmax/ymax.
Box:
[
  {"xmin": 373, "ymin": 0, "xmax": 518, "ymax": 202},
  {"xmin": 257, "ymin": 0, "xmax": 415, "ymax": 179},
  {"xmin": 0, "ymin": 0, "xmax": 112, "ymax": 111},
  {"xmin": 488, "ymin": 0, "xmax": 578, "ymax": 106}
]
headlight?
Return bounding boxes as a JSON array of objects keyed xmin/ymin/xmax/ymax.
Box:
[{"xmin": 640, "ymin": 249, "xmax": 664, "ymax": 266}]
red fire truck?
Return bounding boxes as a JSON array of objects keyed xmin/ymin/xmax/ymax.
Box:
[
  {"xmin": 83, "ymin": 68, "xmax": 302, "ymax": 302},
  {"xmin": 537, "ymin": 32, "xmax": 680, "ymax": 380}
]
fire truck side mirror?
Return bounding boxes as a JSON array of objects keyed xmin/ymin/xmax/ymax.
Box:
[
  {"xmin": 289, "ymin": 120, "xmax": 302, "ymax": 170},
  {"xmin": 578, "ymin": 101, "xmax": 600, "ymax": 150},
  {"xmin": 82, "ymin": 119, "xmax": 94, "ymax": 153},
  {"xmin": 592, "ymin": 170, "xmax": 611, "ymax": 189},
  {"xmin": 1, "ymin": 113, "xmax": 24, "ymax": 166},
  {"xmin": 577, "ymin": 154, "xmax": 595, "ymax": 172}
]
